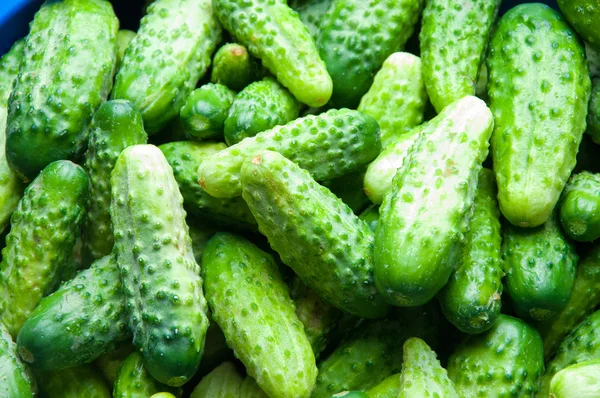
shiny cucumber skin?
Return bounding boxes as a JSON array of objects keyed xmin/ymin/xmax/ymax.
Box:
[
  {"xmin": 587, "ymin": 78, "xmax": 600, "ymax": 144},
  {"xmin": 503, "ymin": 212, "xmax": 578, "ymax": 322},
  {"xmin": 447, "ymin": 314, "xmax": 544, "ymax": 398},
  {"xmin": 110, "ymin": 144, "xmax": 209, "ymax": 386},
  {"xmin": 364, "ymin": 374, "xmax": 400, "ymax": 398},
  {"xmin": 202, "ymin": 233, "xmax": 317, "ymax": 398},
  {"xmin": 83, "ymin": 100, "xmax": 148, "ymax": 265},
  {"xmin": 438, "ymin": 168, "xmax": 503, "ymax": 334},
  {"xmin": 6, "ymin": 0, "xmax": 118, "ymax": 181},
  {"xmin": 0, "ymin": 323, "xmax": 36, "ymax": 398},
  {"xmin": 488, "ymin": 3, "xmax": 591, "ymax": 228},
  {"xmin": 37, "ymin": 365, "xmax": 111, "ymax": 398},
  {"xmin": 112, "ymin": 0, "xmax": 221, "ymax": 133},
  {"xmin": 190, "ymin": 361, "xmax": 243, "ymax": 398},
  {"xmin": 557, "ymin": 0, "xmax": 600, "ymax": 50},
  {"xmin": 224, "ymin": 77, "xmax": 301, "ymax": 146},
  {"xmin": 357, "ymin": 52, "xmax": 427, "ymax": 147},
  {"xmin": 316, "ymin": 0, "xmax": 424, "ymax": 108},
  {"xmin": 420, "ymin": 0, "xmax": 500, "ymax": 112},
  {"xmin": 240, "ymin": 150, "xmax": 390, "ymax": 318},
  {"xmin": 16, "ymin": 255, "xmax": 129, "ymax": 371},
  {"xmin": 0, "ymin": 160, "xmax": 89, "ymax": 338},
  {"xmin": 180, "ymin": 83, "xmax": 235, "ymax": 141},
  {"xmin": 290, "ymin": 0, "xmax": 333, "ymax": 38},
  {"xmin": 549, "ymin": 360, "xmax": 600, "ymax": 398},
  {"xmin": 210, "ymin": 43, "xmax": 262, "ymax": 92},
  {"xmin": 198, "ymin": 108, "xmax": 381, "ymax": 199},
  {"xmin": 559, "ymin": 171, "xmax": 600, "ymax": 242},
  {"xmin": 213, "ymin": 0, "xmax": 332, "ymax": 108},
  {"xmin": 374, "ymin": 96, "xmax": 493, "ymax": 307},
  {"xmin": 113, "ymin": 352, "xmax": 181, "ymax": 398}
]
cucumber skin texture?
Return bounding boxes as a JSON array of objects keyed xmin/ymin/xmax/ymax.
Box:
[
  {"xmin": 210, "ymin": 43, "xmax": 261, "ymax": 92},
  {"xmin": 6, "ymin": 0, "xmax": 118, "ymax": 181},
  {"xmin": 559, "ymin": 172, "xmax": 600, "ymax": 242},
  {"xmin": 359, "ymin": 205, "xmax": 380, "ymax": 233},
  {"xmin": 357, "ymin": 52, "xmax": 427, "ymax": 147},
  {"xmin": 447, "ymin": 314, "xmax": 544, "ymax": 398},
  {"xmin": 503, "ymin": 213, "xmax": 578, "ymax": 321},
  {"xmin": 224, "ymin": 77, "xmax": 301, "ymax": 146},
  {"xmin": 37, "ymin": 365, "xmax": 111, "ymax": 398},
  {"xmin": 241, "ymin": 150, "xmax": 390, "ymax": 318},
  {"xmin": 587, "ymin": 78, "xmax": 600, "ymax": 144},
  {"xmin": 112, "ymin": 0, "xmax": 221, "ymax": 133},
  {"xmin": 291, "ymin": 0, "xmax": 333, "ymax": 38},
  {"xmin": 198, "ymin": 108, "xmax": 381, "ymax": 199},
  {"xmin": 213, "ymin": 0, "xmax": 332, "ymax": 108},
  {"xmin": 317, "ymin": 0, "xmax": 424, "ymax": 108},
  {"xmin": 180, "ymin": 83, "xmax": 235, "ymax": 141},
  {"xmin": 549, "ymin": 360, "xmax": 600, "ymax": 398},
  {"xmin": 110, "ymin": 144, "xmax": 209, "ymax": 386},
  {"xmin": 116, "ymin": 30, "xmax": 136, "ymax": 67},
  {"xmin": 0, "ymin": 160, "xmax": 89, "ymax": 338},
  {"xmin": 83, "ymin": 100, "xmax": 148, "ymax": 265},
  {"xmin": 438, "ymin": 168, "xmax": 503, "ymax": 334},
  {"xmin": 420, "ymin": 0, "xmax": 500, "ymax": 112},
  {"xmin": 202, "ymin": 233, "xmax": 317, "ymax": 398},
  {"xmin": 364, "ymin": 374, "xmax": 400, "ymax": 398},
  {"xmin": 488, "ymin": 3, "xmax": 591, "ymax": 228},
  {"xmin": 375, "ymin": 96, "xmax": 493, "ymax": 307},
  {"xmin": 159, "ymin": 141, "xmax": 257, "ymax": 231},
  {"xmin": 190, "ymin": 361, "xmax": 243, "ymax": 398},
  {"xmin": 16, "ymin": 255, "xmax": 129, "ymax": 371},
  {"xmin": 113, "ymin": 352, "xmax": 181, "ymax": 398},
  {"xmin": 557, "ymin": 0, "xmax": 600, "ymax": 50},
  {"xmin": 0, "ymin": 323, "xmax": 36, "ymax": 398}
]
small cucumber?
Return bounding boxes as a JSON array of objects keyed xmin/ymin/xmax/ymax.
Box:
[
  {"xmin": 365, "ymin": 374, "xmax": 400, "ymax": 398},
  {"xmin": 113, "ymin": 352, "xmax": 181, "ymax": 398},
  {"xmin": 549, "ymin": 360, "xmax": 600, "ymax": 398},
  {"xmin": 37, "ymin": 365, "xmax": 111, "ymax": 398},
  {"xmin": 180, "ymin": 83, "xmax": 236, "ymax": 141},
  {"xmin": 190, "ymin": 361, "xmax": 243, "ymax": 398},
  {"xmin": 95, "ymin": 344, "xmax": 134, "ymax": 386},
  {"xmin": 239, "ymin": 377, "xmax": 269, "ymax": 398},
  {"xmin": 559, "ymin": 171, "xmax": 600, "ymax": 242},
  {"xmin": 557, "ymin": 0, "xmax": 600, "ymax": 50},
  {"xmin": 210, "ymin": 43, "xmax": 262, "ymax": 92},
  {"xmin": 0, "ymin": 323, "xmax": 36, "ymax": 398},
  {"xmin": 587, "ymin": 78, "xmax": 600, "ymax": 144},
  {"xmin": 290, "ymin": 0, "xmax": 333, "ymax": 38},
  {"xmin": 116, "ymin": 30, "xmax": 136, "ymax": 67},
  {"xmin": 358, "ymin": 204, "xmax": 380, "ymax": 233}
]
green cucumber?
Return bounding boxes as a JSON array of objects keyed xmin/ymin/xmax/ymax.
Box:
[
  {"xmin": 359, "ymin": 205, "xmax": 380, "ymax": 233},
  {"xmin": 214, "ymin": 0, "xmax": 332, "ymax": 107},
  {"xmin": 190, "ymin": 361, "xmax": 243, "ymax": 398},
  {"xmin": 37, "ymin": 365, "xmax": 111, "ymax": 398},
  {"xmin": 6, "ymin": 0, "xmax": 118, "ymax": 181},
  {"xmin": 239, "ymin": 377, "xmax": 269, "ymax": 398},
  {"xmin": 365, "ymin": 374, "xmax": 400, "ymax": 398},
  {"xmin": 112, "ymin": 0, "xmax": 221, "ymax": 133},
  {"xmin": 447, "ymin": 314, "xmax": 544, "ymax": 397},
  {"xmin": 95, "ymin": 344, "xmax": 134, "ymax": 386},
  {"xmin": 375, "ymin": 96, "xmax": 493, "ymax": 307},
  {"xmin": 202, "ymin": 233, "xmax": 317, "ymax": 398},
  {"xmin": 0, "ymin": 323, "xmax": 36, "ymax": 398},
  {"xmin": 241, "ymin": 150, "xmax": 390, "ymax": 318},
  {"xmin": 0, "ymin": 160, "xmax": 88, "ymax": 337},
  {"xmin": 116, "ymin": 30, "xmax": 136, "ymax": 68},
  {"xmin": 557, "ymin": 0, "xmax": 600, "ymax": 50},
  {"xmin": 549, "ymin": 360, "xmax": 600, "ymax": 398},
  {"xmin": 587, "ymin": 78, "xmax": 600, "ymax": 144},
  {"xmin": 83, "ymin": 99, "xmax": 148, "ymax": 264},
  {"xmin": 420, "ymin": 0, "xmax": 500, "ymax": 112},
  {"xmin": 290, "ymin": 0, "xmax": 333, "ymax": 38},
  {"xmin": 559, "ymin": 171, "xmax": 600, "ymax": 242},
  {"xmin": 210, "ymin": 43, "xmax": 262, "ymax": 92},
  {"xmin": 224, "ymin": 77, "xmax": 301, "ymax": 146},
  {"xmin": 113, "ymin": 352, "xmax": 181, "ymax": 398},
  {"xmin": 323, "ymin": 169, "xmax": 371, "ymax": 214},
  {"xmin": 488, "ymin": 3, "xmax": 591, "ymax": 228},
  {"xmin": 198, "ymin": 108, "xmax": 381, "ymax": 199},
  {"xmin": 110, "ymin": 144, "xmax": 209, "ymax": 386},
  {"xmin": 438, "ymin": 168, "xmax": 503, "ymax": 334},
  {"xmin": 180, "ymin": 83, "xmax": 235, "ymax": 141}
]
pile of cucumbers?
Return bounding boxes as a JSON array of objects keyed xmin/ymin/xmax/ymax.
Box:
[{"xmin": 1, "ymin": 0, "xmax": 600, "ymax": 396}]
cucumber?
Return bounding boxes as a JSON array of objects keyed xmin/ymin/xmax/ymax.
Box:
[
  {"xmin": 190, "ymin": 362, "xmax": 243, "ymax": 398},
  {"xmin": 420, "ymin": 0, "xmax": 500, "ymax": 112},
  {"xmin": 95, "ymin": 344, "xmax": 133, "ymax": 387},
  {"xmin": 359, "ymin": 204, "xmax": 380, "ymax": 233},
  {"xmin": 549, "ymin": 360, "xmax": 600, "ymax": 398},
  {"xmin": 357, "ymin": 52, "xmax": 427, "ymax": 147},
  {"xmin": 0, "ymin": 160, "xmax": 89, "ymax": 337},
  {"xmin": 488, "ymin": 3, "xmax": 591, "ymax": 228},
  {"xmin": 290, "ymin": 0, "xmax": 333, "ymax": 38},
  {"xmin": 116, "ymin": 30, "xmax": 136, "ymax": 67},
  {"xmin": 365, "ymin": 374, "xmax": 400, "ymax": 398},
  {"xmin": 587, "ymin": 78, "xmax": 600, "ymax": 144},
  {"xmin": 557, "ymin": 0, "xmax": 600, "ymax": 50},
  {"xmin": 6, "ymin": 0, "xmax": 118, "ymax": 181},
  {"xmin": 240, "ymin": 150, "xmax": 390, "ymax": 318},
  {"xmin": 210, "ymin": 43, "xmax": 262, "ymax": 92},
  {"xmin": 113, "ymin": 352, "xmax": 181, "ymax": 398},
  {"xmin": 37, "ymin": 365, "xmax": 111, "ymax": 398},
  {"xmin": 214, "ymin": 0, "xmax": 332, "ymax": 107},
  {"xmin": 438, "ymin": 168, "xmax": 503, "ymax": 334},
  {"xmin": 83, "ymin": 100, "xmax": 148, "ymax": 264},
  {"xmin": 316, "ymin": 0, "xmax": 424, "ymax": 108},
  {"xmin": 198, "ymin": 108, "xmax": 381, "ymax": 199},
  {"xmin": 202, "ymin": 233, "xmax": 317, "ymax": 398},
  {"xmin": 447, "ymin": 314, "xmax": 544, "ymax": 397},
  {"xmin": 112, "ymin": 0, "xmax": 221, "ymax": 133},
  {"xmin": 0, "ymin": 323, "xmax": 36, "ymax": 398},
  {"xmin": 559, "ymin": 171, "xmax": 600, "ymax": 242},
  {"xmin": 224, "ymin": 77, "xmax": 301, "ymax": 146},
  {"xmin": 323, "ymin": 169, "xmax": 371, "ymax": 214},
  {"xmin": 110, "ymin": 144, "xmax": 209, "ymax": 386},
  {"xmin": 375, "ymin": 96, "xmax": 493, "ymax": 307},
  {"xmin": 239, "ymin": 377, "xmax": 269, "ymax": 398},
  {"xmin": 180, "ymin": 84, "xmax": 235, "ymax": 141}
]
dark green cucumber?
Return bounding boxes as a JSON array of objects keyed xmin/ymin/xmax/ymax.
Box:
[
  {"xmin": 190, "ymin": 361, "xmax": 243, "ymax": 398},
  {"xmin": 113, "ymin": 352, "xmax": 181, "ymax": 398},
  {"xmin": 0, "ymin": 160, "xmax": 88, "ymax": 337},
  {"xmin": 587, "ymin": 78, "xmax": 600, "ymax": 144},
  {"xmin": 95, "ymin": 344, "xmax": 134, "ymax": 386},
  {"xmin": 559, "ymin": 171, "xmax": 600, "ymax": 242},
  {"xmin": 0, "ymin": 323, "xmax": 36, "ymax": 398},
  {"xmin": 180, "ymin": 83, "xmax": 235, "ymax": 141},
  {"xmin": 359, "ymin": 205, "xmax": 380, "ymax": 233},
  {"xmin": 37, "ymin": 365, "xmax": 111, "ymax": 398},
  {"xmin": 557, "ymin": 0, "xmax": 600, "ymax": 50},
  {"xmin": 111, "ymin": 144, "xmax": 209, "ymax": 386},
  {"xmin": 290, "ymin": 0, "xmax": 333, "ymax": 38},
  {"xmin": 323, "ymin": 169, "xmax": 371, "ymax": 214},
  {"xmin": 6, "ymin": 0, "xmax": 118, "ymax": 181},
  {"xmin": 83, "ymin": 99, "xmax": 148, "ymax": 264},
  {"xmin": 210, "ymin": 43, "xmax": 262, "ymax": 92}
]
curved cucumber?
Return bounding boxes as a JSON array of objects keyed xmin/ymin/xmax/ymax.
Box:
[
  {"xmin": 587, "ymin": 78, "xmax": 600, "ymax": 144},
  {"xmin": 557, "ymin": 0, "xmax": 600, "ymax": 50},
  {"xmin": 549, "ymin": 360, "xmax": 600, "ymax": 398},
  {"xmin": 37, "ymin": 365, "xmax": 111, "ymax": 398},
  {"xmin": 290, "ymin": 0, "xmax": 333, "ymax": 38},
  {"xmin": 190, "ymin": 361, "xmax": 243, "ymax": 398},
  {"xmin": 113, "ymin": 352, "xmax": 181, "ymax": 398},
  {"xmin": 365, "ymin": 374, "xmax": 400, "ymax": 398},
  {"xmin": 180, "ymin": 83, "xmax": 235, "ymax": 141},
  {"xmin": 210, "ymin": 43, "xmax": 262, "ymax": 92},
  {"xmin": 0, "ymin": 323, "xmax": 36, "ymax": 398},
  {"xmin": 559, "ymin": 171, "xmax": 600, "ymax": 242}
]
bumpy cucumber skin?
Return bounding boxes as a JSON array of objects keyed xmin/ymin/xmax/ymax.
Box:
[
  {"xmin": 180, "ymin": 83, "xmax": 235, "ymax": 141},
  {"xmin": 198, "ymin": 108, "xmax": 381, "ymax": 199},
  {"xmin": 488, "ymin": 3, "xmax": 591, "ymax": 228},
  {"xmin": 559, "ymin": 172, "xmax": 600, "ymax": 242},
  {"xmin": 83, "ymin": 100, "xmax": 148, "ymax": 265},
  {"xmin": 587, "ymin": 78, "xmax": 600, "ymax": 144},
  {"xmin": 202, "ymin": 233, "xmax": 317, "ymax": 398},
  {"xmin": 210, "ymin": 43, "xmax": 261, "ymax": 92},
  {"xmin": 0, "ymin": 160, "xmax": 89, "ymax": 338},
  {"xmin": 503, "ymin": 213, "xmax": 577, "ymax": 321},
  {"xmin": 359, "ymin": 205, "xmax": 380, "ymax": 233},
  {"xmin": 0, "ymin": 323, "xmax": 36, "ymax": 398},
  {"xmin": 6, "ymin": 0, "xmax": 118, "ymax": 181},
  {"xmin": 364, "ymin": 374, "xmax": 400, "ymax": 398},
  {"xmin": 557, "ymin": 0, "xmax": 600, "ymax": 50},
  {"xmin": 214, "ymin": 0, "xmax": 332, "ymax": 107},
  {"xmin": 438, "ymin": 168, "xmax": 503, "ymax": 334},
  {"xmin": 357, "ymin": 52, "xmax": 427, "ymax": 147},
  {"xmin": 112, "ymin": 0, "xmax": 221, "ymax": 133},
  {"xmin": 447, "ymin": 314, "xmax": 544, "ymax": 398},
  {"xmin": 549, "ymin": 360, "xmax": 600, "ymax": 398},
  {"xmin": 159, "ymin": 141, "xmax": 257, "ymax": 230},
  {"xmin": 420, "ymin": 0, "xmax": 500, "ymax": 112},
  {"xmin": 113, "ymin": 352, "xmax": 181, "ymax": 398},
  {"xmin": 317, "ymin": 0, "xmax": 424, "ymax": 108},
  {"xmin": 224, "ymin": 77, "xmax": 301, "ymax": 146},
  {"xmin": 241, "ymin": 150, "xmax": 390, "ymax": 318},
  {"xmin": 239, "ymin": 377, "xmax": 269, "ymax": 398},
  {"xmin": 116, "ymin": 30, "xmax": 136, "ymax": 67},
  {"xmin": 16, "ymin": 255, "xmax": 129, "ymax": 371},
  {"xmin": 323, "ymin": 169, "xmax": 371, "ymax": 214},
  {"xmin": 37, "ymin": 365, "xmax": 111, "ymax": 398},
  {"xmin": 190, "ymin": 361, "xmax": 243, "ymax": 398},
  {"xmin": 375, "ymin": 96, "xmax": 493, "ymax": 307},
  {"xmin": 290, "ymin": 0, "xmax": 333, "ymax": 38},
  {"xmin": 95, "ymin": 344, "xmax": 134, "ymax": 386},
  {"xmin": 110, "ymin": 145, "xmax": 209, "ymax": 386}
]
